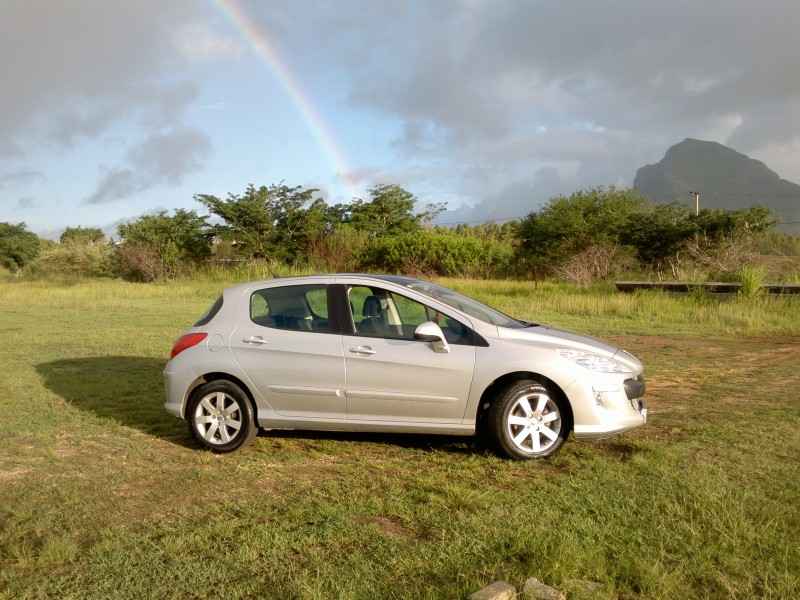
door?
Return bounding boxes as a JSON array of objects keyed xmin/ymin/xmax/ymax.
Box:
[
  {"xmin": 344, "ymin": 285, "xmax": 476, "ymax": 423},
  {"xmin": 230, "ymin": 283, "xmax": 346, "ymax": 419}
]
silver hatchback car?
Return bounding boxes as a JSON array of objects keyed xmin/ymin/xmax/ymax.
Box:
[{"xmin": 164, "ymin": 274, "xmax": 646, "ymax": 459}]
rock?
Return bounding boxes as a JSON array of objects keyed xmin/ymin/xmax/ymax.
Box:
[
  {"xmin": 522, "ymin": 577, "xmax": 566, "ymax": 600},
  {"xmin": 468, "ymin": 579, "xmax": 517, "ymax": 600}
]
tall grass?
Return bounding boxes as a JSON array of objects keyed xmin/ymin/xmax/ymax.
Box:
[
  {"xmin": 439, "ymin": 277, "xmax": 800, "ymax": 337},
  {"xmin": 737, "ymin": 264, "xmax": 768, "ymax": 299}
]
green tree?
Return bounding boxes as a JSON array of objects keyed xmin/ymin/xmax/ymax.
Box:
[
  {"xmin": 347, "ymin": 184, "xmax": 420, "ymax": 238},
  {"xmin": 195, "ymin": 183, "xmax": 321, "ymax": 261},
  {"xmin": 690, "ymin": 205, "xmax": 776, "ymax": 242},
  {"xmin": 620, "ymin": 201, "xmax": 695, "ymax": 272},
  {"xmin": 0, "ymin": 222, "xmax": 40, "ymax": 271},
  {"xmin": 518, "ymin": 186, "xmax": 646, "ymax": 265},
  {"xmin": 60, "ymin": 226, "xmax": 105, "ymax": 245},
  {"xmin": 418, "ymin": 202, "xmax": 448, "ymax": 228},
  {"xmin": 622, "ymin": 203, "xmax": 777, "ymax": 275}
]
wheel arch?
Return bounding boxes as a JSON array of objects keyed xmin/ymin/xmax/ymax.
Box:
[
  {"xmin": 475, "ymin": 372, "xmax": 574, "ymax": 437},
  {"xmin": 183, "ymin": 372, "xmax": 257, "ymax": 419}
]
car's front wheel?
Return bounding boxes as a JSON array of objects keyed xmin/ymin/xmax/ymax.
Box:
[
  {"xmin": 488, "ymin": 380, "xmax": 569, "ymax": 459},
  {"xmin": 186, "ymin": 381, "xmax": 257, "ymax": 452}
]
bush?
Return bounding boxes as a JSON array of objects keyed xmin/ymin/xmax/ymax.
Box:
[
  {"xmin": 25, "ymin": 242, "xmax": 117, "ymax": 280},
  {"xmin": 116, "ymin": 240, "xmax": 192, "ymax": 282},
  {"xmin": 737, "ymin": 265, "xmax": 768, "ymax": 300},
  {"xmin": 360, "ymin": 230, "xmax": 514, "ymax": 277},
  {"xmin": 308, "ymin": 225, "xmax": 369, "ymax": 272}
]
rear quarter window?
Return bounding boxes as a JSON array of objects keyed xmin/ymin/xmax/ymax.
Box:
[{"xmin": 194, "ymin": 295, "xmax": 223, "ymax": 327}]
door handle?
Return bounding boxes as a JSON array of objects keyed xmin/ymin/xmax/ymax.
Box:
[
  {"xmin": 243, "ymin": 336, "xmax": 268, "ymax": 345},
  {"xmin": 349, "ymin": 346, "xmax": 377, "ymax": 355}
]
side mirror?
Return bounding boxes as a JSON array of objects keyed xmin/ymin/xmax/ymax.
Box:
[{"xmin": 414, "ymin": 321, "xmax": 450, "ymax": 354}]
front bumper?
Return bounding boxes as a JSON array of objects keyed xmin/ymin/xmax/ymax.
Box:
[{"xmin": 568, "ymin": 375, "xmax": 648, "ymax": 440}]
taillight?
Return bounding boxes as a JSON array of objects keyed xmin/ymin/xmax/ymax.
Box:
[{"xmin": 169, "ymin": 333, "xmax": 208, "ymax": 359}]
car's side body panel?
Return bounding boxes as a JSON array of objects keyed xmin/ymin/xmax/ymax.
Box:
[
  {"xmin": 230, "ymin": 326, "xmax": 347, "ymax": 419},
  {"xmin": 344, "ymin": 334, "xmax": 476, "ymax": 423}
]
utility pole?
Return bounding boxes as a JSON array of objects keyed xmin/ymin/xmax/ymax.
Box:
[{"xmin": 689, "ymin": 191, "xmax": 700, "ymax": 215}]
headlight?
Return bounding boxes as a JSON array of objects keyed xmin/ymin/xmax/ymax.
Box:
[{"xmin": 557, "ymin": 349, "xmax": 632, "ymax": 373}]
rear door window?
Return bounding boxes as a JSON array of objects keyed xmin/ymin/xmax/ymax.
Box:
[{"xmin": 250, "ymin": 284, "xmax": 330, "ymax": 332}]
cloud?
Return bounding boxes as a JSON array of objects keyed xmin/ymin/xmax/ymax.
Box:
[
  {"xmin": 277, "ymin": 0, "xmax": 800, "ymax": 219},
  {"xmin": 16, "ymin": 197, "xmax": 38, "ymax": 210},
  {"xmin": 5, "ymin": 0, "xmax": 800, "ymax": 233},
  {"xmin": 0, "ymin": 169, "xmax": 44, "ymax": 189},
  {"xmin": 172, "ymin": 22, "xmax": 248, "ymax": 62},
  {"xmin": 86, "ymin": 128, "xmax": 212, "ymax": 204}
]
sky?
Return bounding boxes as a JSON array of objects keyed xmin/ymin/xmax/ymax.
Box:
[{"xmin": 2, "ymin": 0, "xmax": 799, "ymax": 240}]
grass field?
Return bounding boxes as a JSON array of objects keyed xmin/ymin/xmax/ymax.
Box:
[{"xmin": 1, "ymin": 276, "xmax": 798, "ymax": 599}]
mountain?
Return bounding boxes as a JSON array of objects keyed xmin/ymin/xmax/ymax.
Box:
[{"xmin": 633, "ymin": 139, "xmax": 800, "ymax": 235}]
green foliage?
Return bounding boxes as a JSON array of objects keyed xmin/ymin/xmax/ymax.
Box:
[
  {"xmin": 346, "ymin": 183, "xmax": 421, "ymax": 238},
  {"xmin": 26, "ymin": 242, "xmax": 117, "ymax": 280},
  {"xmin": 692, "ymin": 204, "xmax": 776, "ymax": 241},
  {"xmin": 518, "ymin": 186, "xmax": 645, "ymax": 265},
  {"xmin": 361, "ymin": 230, "xmax": 514, "ymax": 277},
  {"xmin": 0, "ymin": 221, "xmax": 41, "ymax": 271},
  {"xmin": 195, "ymin": 183, "xmax": 323, "ymax": 261},
  {"xmin": 309, "ymin": 224, "xmax": 370, "ymax": 272},
  {"xmin": 417, "ymin": 201, "xmax": 448, "ymax": 228},
  {"xmin": 452, "ymin": 221, "xmax": 520, "ymax": 244},
  {"xmin": 518, "ymin": 187, "xmax": 783, "ymax": 281},
  {"xmin": 620, "ymin": 201, "xmax": 695, "ymax": 272},
  {"xmin": 60, "ymin": 226, "xmax": 105, "ymax": 245},
  {"xmin": 117, "ymin": 209, "xmax": 210, "ymax": 281},
  {"xmin": 750, "ymin": 231, "xmax": 800, "ymax": 255},
  {"xmin": 737, "ymin": 265, "xmax": 768, "ymax": 300}
]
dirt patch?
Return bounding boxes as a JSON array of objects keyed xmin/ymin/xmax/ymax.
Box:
[
  {"xmin": 0, "ymin": 466, "xmax": 33, "ymax": 482},
  {"xmin": 351, "ymin": 515, "xmax": 418, "ymax": 539}
]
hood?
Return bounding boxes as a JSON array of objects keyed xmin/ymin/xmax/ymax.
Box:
[{"xmin": 497, "ymin": 324, "xmax": 642, "ymax": 371}]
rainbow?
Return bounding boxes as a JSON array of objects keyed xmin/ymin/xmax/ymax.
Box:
[{"xmin": 210, "ymin": 0, "xmax": 361, "ymax": 202}]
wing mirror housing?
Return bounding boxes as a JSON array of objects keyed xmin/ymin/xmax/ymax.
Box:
[{"xmin": 414, "ymin": 321, "xmax": 450, "ymax": 354}]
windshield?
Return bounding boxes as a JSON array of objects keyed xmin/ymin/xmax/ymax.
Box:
[{"xmin": 401, "ymin": 280, "xmax": 527, "ymax": 328}]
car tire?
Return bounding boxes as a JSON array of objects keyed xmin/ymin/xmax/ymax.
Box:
[
  {"xmin": 186, "ymin": 380, "xmax": 257, "ymax": 453},
  {"xmin": 488, "ymin": 380, "xmax": 569, "ymax": 460}
]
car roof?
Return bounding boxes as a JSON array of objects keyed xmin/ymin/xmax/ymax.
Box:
[{"xmin": 223, "ymin": 273, "xmax": 422, "ymax": 294}]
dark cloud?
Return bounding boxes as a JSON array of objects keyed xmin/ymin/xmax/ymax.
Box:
[
  {"xmin": 86, "ymin": 128, "xmax": 212, "ymax": 204},
  {"xmin": 3, "ymin": 0, "xmax": 799, "ymax": 231},
  {"xmin": 16, "ymin": 197, "xmax": 38, "ymax": 210},
  {"xmin": 1, "ymin": 169, "xmax": 44, "ymax": 189},
  {"xmin": 1, "ymin": 0, "xmax": 196, "ymax": 150},
  {"xmin": 280, "ymin": 0, "xmax": 800, "ymax": 219}
]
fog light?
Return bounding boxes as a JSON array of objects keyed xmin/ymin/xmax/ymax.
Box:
[{"xmin": 594, "ymin": 392, "xmax": 606, "ymax": 408}]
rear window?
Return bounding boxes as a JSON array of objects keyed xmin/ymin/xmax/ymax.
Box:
[{"xmin": 193, "ymin": 295, "xmax": 223, "ymax": 327}]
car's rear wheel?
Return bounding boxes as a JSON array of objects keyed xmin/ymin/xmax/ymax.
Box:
[
  {"xmin": 488, "ymin": 380, "xmax": 568, "ymax": 459},
  {"xmin": 186, "ymin": 381, "xmax": 256, "ymax": 452}
]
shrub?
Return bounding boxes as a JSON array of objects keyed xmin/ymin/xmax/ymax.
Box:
[
  {"xmin": 308, "ymin": 225, "xmax": 369, "ymax": 272},
  {"xmin": 737, "ymin": 265, "xmax": 768, "ymax": 300},
  {"xmin": 361, "ymin": 231, "xmax": 513, "ymax": 277},
  {"xmin": 25, "ymin": 242, "xmax": 116, "ymax": 280}
]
